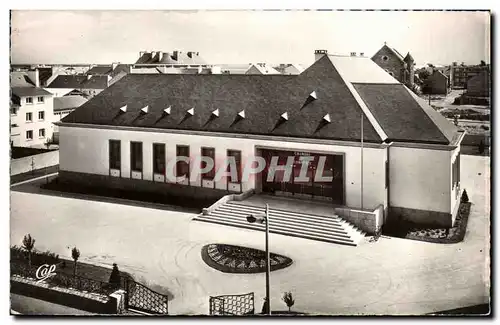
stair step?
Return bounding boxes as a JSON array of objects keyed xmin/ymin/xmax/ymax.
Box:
[
  {"xmin": 227, "ymin": 201, "xmax": 340, "ymax": 222},
  {"xmin": 212, "ymin": 209, "xmax": 349, "ymax": 236},
  {"xmin": 209, "ymin": 211, "xmax": 352, "ymax": 239},
  {"xmin": 216, "ymin": 206, "xmax": 345, "ymax": 230},
  {"xmin": 195, "ymin": 215, "xmax": 357, "ymax": 246}
]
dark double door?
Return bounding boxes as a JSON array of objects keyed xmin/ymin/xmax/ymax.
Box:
[{"xmin": 261, "ymin": 149, "xmax": 344, "ymax": 205}]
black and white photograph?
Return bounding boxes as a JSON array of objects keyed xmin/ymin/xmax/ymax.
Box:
[{"xmin": 8, "ymin": 8, "xmax": 491, "ymax": 316}]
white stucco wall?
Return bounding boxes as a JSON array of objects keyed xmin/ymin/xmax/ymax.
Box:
[
  {"xmin": 389, "ymin": 146, "xmax": 452, "ymax": 213},
  {"xmin": 11, "ymin": 95, "xmax": 54, "ymax": 148},
  {"xmin": 59, "ymin": 126, "xmax": 388, "ymax": 210}
]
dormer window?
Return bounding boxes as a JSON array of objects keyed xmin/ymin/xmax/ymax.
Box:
[{"xmin": 381, "ymin": 55, "xmax": 389, "ymax": 62}]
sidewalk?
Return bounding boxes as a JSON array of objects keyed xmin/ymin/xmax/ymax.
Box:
[{"xmin": 10, "ymin": 165, "xmax": 59, "ymax": 185}]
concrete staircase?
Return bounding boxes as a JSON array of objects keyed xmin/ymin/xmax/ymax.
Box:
[{"xmin": 193, "ymin": 201, "xmax": 365, "ymax": 246}]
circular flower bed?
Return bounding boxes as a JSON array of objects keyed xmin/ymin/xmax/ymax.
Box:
[{"xmin": 201, "ymin": 244, "xmax": 293, "ymax": 274}]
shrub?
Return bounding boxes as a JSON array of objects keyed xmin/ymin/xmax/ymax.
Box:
[
  {"xmin": 10, "ymin": 246, "xmax": 59, "ymax": 267},
  {"xmin": 109, "ymin": 263, "xmax": 121, "ymax": 288},
  {"xmin": 282, "ymin": 292, "xmax": 295, "ymax": 312},
  {"xmin": 461, "ymin": 189, "xmax": 469, "ymax": 203}
]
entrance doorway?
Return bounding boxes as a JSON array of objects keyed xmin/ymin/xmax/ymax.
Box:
[{"xmin": 260, "ymin": 149, "xmax": 344, "ymax": 205}]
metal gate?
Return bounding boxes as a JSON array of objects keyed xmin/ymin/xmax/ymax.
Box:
[
  {"xmin": 124, "ymin": 278, "xmax": 169, "ymax": 315},
  {"xmin": 209, "ymin": 292, "xmax": 255, "ymax": 315}
]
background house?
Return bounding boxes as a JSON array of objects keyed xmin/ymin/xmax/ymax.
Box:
[
  {"xmin": 423, "ymin": 70, "xmax": 449, "ymax": 95},
  {"xmin": 371, "ymin": 43, "xmax": 415, "ymax": 89},
  {"xmin": 466, "ymin": 69, "xmax": 490, "ymax": 97}
]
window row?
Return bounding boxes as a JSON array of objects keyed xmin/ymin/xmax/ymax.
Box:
[
  {"xmin": 26, "ymin": 129, "xmax": 45, "ymax": 140},
  {"xmin": 25, "ymin": 96, "xmax": 45, "ymax": 104},
  {"xmin": 109, "ymin": 141, "xmax": 242, "ymax": 183},
  {"xmin": 25, "ymin": 111, "xmax": 45, "ymax": 122}
]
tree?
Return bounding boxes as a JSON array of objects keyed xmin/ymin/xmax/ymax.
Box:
[
  {"xmin": 282, "ymin": 292, "xmax": 295, "ymax": 312},
  {"xmin": 479, "ymin": 140, "xmax": 485, "ymax": 154},
  {"xmin": 71, "ymin": 247, "xmax": 80, "ymax": 276},
  {"xmin": 109, "ymin": 263, "xmax": 121, "ymax": 288},
  {"xmin": 480, "ymin": 60, "xmax": 486, "ymax": 66},
  {"xmin": 22, "ymin": 234, "xmax": 36, "ymax": 269},
  {"xmin": 461, "ymin": 189, "xmax": 469, "ymax": 203}
]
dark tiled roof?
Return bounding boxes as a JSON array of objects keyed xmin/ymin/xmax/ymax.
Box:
[
  {"xmin": 136, "ymin": 51, "xmax": 207, "ymax": 65},
  {"xmin": 54, "ymin": 95, "xmax": 88, "ymax": 111},
  {"xmin": 11, "ymin": 87, "xmax": 52, "ymax": 97},
  {"xmin": 47, "ymin": 75, "xmax": 108, "ymax": 90},
  {"xmin": 353, "ymin": 83, "xmax": 455, "ymax": 144},
  {"xmin": 87, "ymin": 65, "xmax": 113, "ymax": 75},
  {"xmin": 62, "ymin": 55, "xmax": 380, "ymax": 142},
  {"xmin": 84, "ymin": 75, "xmax": 109, "ymax": 89},
  {"xmin": 47, "ymin": 75, "xmax": 88, "ymax": 88},
  {"xmin": 11, "ymin": 72, "xmax": 35, "ymax": 87}
]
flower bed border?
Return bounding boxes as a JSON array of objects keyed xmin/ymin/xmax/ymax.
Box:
[
  {"xmin": 384, "ymin": 202, "xmax": 472, "ymax": 244},
  {"xmin": 201, "ymin": 244, "xmax": 293, "ymax": 274}
]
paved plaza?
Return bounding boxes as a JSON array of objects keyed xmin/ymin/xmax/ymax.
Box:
[{"xmin": 10, "ymin": 155, "xmax": 490, "ymax": 315}]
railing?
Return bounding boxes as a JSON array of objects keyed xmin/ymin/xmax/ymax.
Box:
[
  {"xmin": 10, "ymin": 262, "xmax": 117, "ymax": 296},
  {"xmin": 209, "ymin": 292, "xmax": 254, "ymax": 315},
  {"xmin": 124, "ymin": 278, "xmax": 168, "ymax": 315}
]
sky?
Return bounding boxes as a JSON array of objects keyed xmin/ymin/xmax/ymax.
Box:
[{"xmin": 10, "ymin": 10, "xmax": 490, "ymax": 66}]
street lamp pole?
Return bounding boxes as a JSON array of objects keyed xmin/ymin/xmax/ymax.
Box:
[
  {"xmin": 246, "ymin": 204, "xmax": 271, "ymax": 315},
  {"xmin": 265, "ymin": 203, "xmax": 271, "ymax": 316}
]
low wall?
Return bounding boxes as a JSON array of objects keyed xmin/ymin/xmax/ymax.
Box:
[
  {"xmin": 11, "ymin": 150, "xmax": 59, "ymax": 176},
  {"xmin": 335, "ymin": 205, "xmax": 384, "ymax": 235},
  {"xmin": 389, "ymin": 206, "xmax": 452, "ymax": 228},
  {"xmin": 10, "ymin": 276, "xmax": 119, "ymax": 314},
  {"xmin": 202, "ymin": 189, "xmax": 255, "ymax": 215}
]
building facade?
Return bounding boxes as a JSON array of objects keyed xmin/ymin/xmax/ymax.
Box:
[
  {"xmin": 424, "ymin": 70, "xmax": 449, "ymax": 95},
  {"xmin": 11, "ymin": 87, "xmax": 54, "ymax": 148},
  {"xmin": 57, "ymin": 53, "xmax": 464, "ymax": 228}
]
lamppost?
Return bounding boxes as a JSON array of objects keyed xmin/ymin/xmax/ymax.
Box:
[{"xmin": 246, "ymin": 204, "xmax": 271, "ymax": 315}]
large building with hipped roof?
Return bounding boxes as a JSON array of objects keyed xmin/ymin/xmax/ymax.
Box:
[{"xmin": 56, "ymin": 50, "xmax": 464, "ymax": 236}]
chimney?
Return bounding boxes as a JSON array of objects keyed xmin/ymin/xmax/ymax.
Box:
[
  {"xmin": 359, "ymin": 52, "xmax": 365, "ymax": 57},
  {"xmin": 314, "ymin": 49, "xmax": 328, "ymax": 62},
  {"xmin": 27, "ymin": 69, "xmax": 40, "ymax": 87},
  {"xmin": 158, "ymin": 52, "xmax": 163, "ymax": 61},
  {"xmin": 139, "ymin": 51, "xmax": 145, "ymax": 58},
  {"xmin": 112, "ymin": 62, "xmax": 119, "ymax": 70},
  {"xmin": 151, "ymin": 51, "xmax": 157, "ymax": 60},
  {"xmin": 350, "ymin": 52, "xmax": 357, "ymax": 57}
]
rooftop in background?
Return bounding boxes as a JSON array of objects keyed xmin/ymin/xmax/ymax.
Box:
[
  {"xmin": 11, "ymin": 71, "xmax": 35, "ymax": 87},
  {"xmin": 54, "ymin": 95, "xmax": 88, "ymax": 112},
  {"xmin": 11, "ymin": 87, "xmax": 52, "ymax": 97},
  {"xmin": 135, "ymin": 50, "xmax": 207, "ymax": 65},
  {"xmin": 61, "ymin": 54, "xmax": 459, "ymax": 146},
  {"xmin": 47, "ymin": 75, "xmax": 109, "ymax": 89}
]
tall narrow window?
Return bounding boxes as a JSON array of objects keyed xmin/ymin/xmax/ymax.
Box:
[
  {"xmin": 109, "ymin": 140, "xmax": 121, "ymax": 170},
  {"xmin": 201, "ymin": 147, "xmax": 216, "ymax": 180},
  {"xmin": 26, "ymin": 130, "xmax": 33, "ymax": 140},
  {"xmin": 26, "ymin": 97, "xmax": 33, "ymax": 104},
  {"xmin": 37, "ymin": 96, "xmax": 44, "ymax": 103},
  {"xmin": 38, "ymin": 111, "xmax": 45, "ymax": 120},
  {"xmin": 176, "ymin": 145, "xmax": 190, "ymax": 178},
  {"xmin": 130, "ymin": 142, "xmax": 143, "ymax": 172},
  {"xmin": 38, "ymin": 129, "xmax": 45, "ymax": 138},
  {"xmin": 153, "ymin": 143, "xmax": 166, "ymax": 174},
  {"xmin": 227, "ymin": 150, "xmax": 242, "ymax": 183},
  {"xmin": 26, "ymin": 112, "xmax": 33, "ymax": 122}
]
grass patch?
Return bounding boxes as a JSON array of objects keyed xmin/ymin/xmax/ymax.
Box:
[{"xmin": 383, "ymin": 202, "xmax": 471, "ymax": 244}]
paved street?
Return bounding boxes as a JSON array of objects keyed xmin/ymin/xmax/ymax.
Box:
[{"xmin": 10, "ymin": 155, "xmax": 490, "ymax": 315}]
